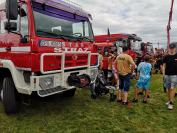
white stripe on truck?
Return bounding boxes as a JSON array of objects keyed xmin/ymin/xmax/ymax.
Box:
[
  {"xmin": 0, "ymin": 48, "xmax": 7, "ymax": 52},
  {"xmin": 11, "ymin": 47, "xmax": 31, "ymax": 52}
]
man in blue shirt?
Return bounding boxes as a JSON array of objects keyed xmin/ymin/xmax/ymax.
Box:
[{"xmin": 133, "ymin": 55, "xmax": 152, "ymax": 103}]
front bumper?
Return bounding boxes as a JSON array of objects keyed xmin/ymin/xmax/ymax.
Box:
[{"xmin": 30, "ymin": 68, "xmax": 98, "ymax": 97}]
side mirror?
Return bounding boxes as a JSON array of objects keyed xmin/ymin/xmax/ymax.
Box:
[
  {"xmin": 4, "ymin": 22, "xmax": 17, "ymax": 31},
  {"xmin": 6, "ymin": 0, "xmax": 18, "ymax": 20}
]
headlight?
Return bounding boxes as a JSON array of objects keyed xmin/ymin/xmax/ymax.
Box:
[{"xmin": 39, "ymin": 77, "xmax": 54, "ymax": 90}]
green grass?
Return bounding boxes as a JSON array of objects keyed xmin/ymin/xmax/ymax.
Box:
[{"xmin": 0, "ymin": 75, "xmax": 177, "ymax": 133}]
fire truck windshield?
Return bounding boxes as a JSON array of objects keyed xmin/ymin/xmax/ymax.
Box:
[
  {"xmin": 33, "ymin": 10, "xmax": 94, "ymax": 42},
  {"xmin": 131, "ymin": 41, "xmax": 141, "ymax": 52},
  {"xmin": 147, "ymin": 45, "xmax": 153, "ymax": 53}
]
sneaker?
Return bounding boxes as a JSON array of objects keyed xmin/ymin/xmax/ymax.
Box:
[
  {"xmin": 122, "ymin": 102, "xmax": 128, "ymax": 105},
  {"xmin": 138, "ymin": 92, "xmax": 143, "ymax": 95},
  {"xmin": 117, "ymin": 99, "xmax": 122, "ymax": 103},
  {"xmin": 143, "ymin": 100, "xmax": 147, "ymax": 103},
  {"xmin": 165, "ymin": 101, "xmax": 170, "ymax": 106},
  {"xmin": 132, "ymin": 98, "xmax": 138, "ymax": 103},
  {"xmin": 175, "ymin": 93, "xmax": 177, "ymax": 97},
  {"xmin": 168, "ymin": 102, "xmax": 174, "ymax": 110}
]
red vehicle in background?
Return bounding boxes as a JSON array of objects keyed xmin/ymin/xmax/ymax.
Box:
[
  {"xmin": 95, "ymin": 34, "xmax": 126, "ymax": 71},
  {"xmin": 0, "ymin": 0, "xmax": 98, "ymax": 114},
  {"xmin": 139, "ymin": 42, "xmax": 154, "ymax": 63},
  {"xmin": 95, "ymin": 33, "xmax": 142, "ymax": 69}
]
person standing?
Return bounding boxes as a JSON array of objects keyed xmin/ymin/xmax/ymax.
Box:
[
  {"xmin": 163, "ymin": 42, "xmax": 177, "ymax": 110},
  {"xmin": 116, "ymin": 46, "xmax": 136, "ymax": 105},
  {"xmin": 98, "ymin": 48, "xmax": 103, "ymax": 70},
  {"xmin": 108, "ymin": 49, "xmax": 117, "ymax": 84},
  {"xmin": 102, "ymin": 49, "xmax": 109, "ymax": 81},
  {"xmin": 132, "ymin": 55, "xmax": 152, "ymax": 103}
]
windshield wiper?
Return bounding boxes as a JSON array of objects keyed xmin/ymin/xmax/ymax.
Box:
[
  {"xmin": 81, "ymin": 36, "xmax": 94, "ymax": 42},
  {"xmin": 71, "ymin": 33, "xmax": 94, "ymax": 42},
  {"xmin": 36, "ymin": 30, "xmax": 68, "ymax": 41}
]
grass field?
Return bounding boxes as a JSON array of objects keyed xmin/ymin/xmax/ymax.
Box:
[{"xmin": 0, "ymin": 74, "xmax": 177, "ymax": 133}]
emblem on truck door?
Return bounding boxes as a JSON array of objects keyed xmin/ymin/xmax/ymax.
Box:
[
  {"xmin": 39, "ymin": 40, "xmax": 65, "ymax": 47},
  {"xmin": 72, "ymin": 55, "xmax": 78, "ymax": 60}
]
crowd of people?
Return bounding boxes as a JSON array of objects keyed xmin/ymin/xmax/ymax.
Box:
[{"xmin": 98, "ymin": 42, "xmax": 177, "ymax": 110}]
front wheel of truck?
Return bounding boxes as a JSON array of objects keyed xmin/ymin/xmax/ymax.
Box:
[
  {"xmin": 1, "ymin": 77, "xmax": 19, "ymax": 114},
  {"xmin": 0, "ymin": 78, "xmax": 3, "ymax": 101},
  {"xmin": 63, "ymin": 88, "xmax": 76, "ymax": 97}
]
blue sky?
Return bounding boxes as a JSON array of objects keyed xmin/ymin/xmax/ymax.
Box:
[{"xmin": 1, "ymin": 0, "xmax": 177, "ymax": 48}]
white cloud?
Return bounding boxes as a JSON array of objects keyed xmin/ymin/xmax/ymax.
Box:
[
  {"xmin": 71, "ymin": 0, "xmax": 177, "ymax": 48},
  {"xmin": 0, "ymin": 0, "xmax": 5, "ymax": 4},
  {"xmin": 1, "ymin": 0, "xmax": 176, "ymax": 48}
]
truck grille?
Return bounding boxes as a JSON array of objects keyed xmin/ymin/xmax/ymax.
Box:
[{"xmin": 65, "ymin": 54, "xmax": 88, "ymax": 68}]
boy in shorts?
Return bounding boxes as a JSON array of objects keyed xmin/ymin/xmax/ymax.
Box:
[{"xmin": 133, "ymin": 55, "xmax": 152, "ymax": 103}]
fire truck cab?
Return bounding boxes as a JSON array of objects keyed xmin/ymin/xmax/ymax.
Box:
[
  {"xmin": 141, "ymin": 42, "xmax": 154, "ymax": 55},
  {"xmin": 0, "ymin": 0, "xmax": 98, "ymax": 114},
  {"xmin": 95, "ymin": 33, "xmax": 142, "ymax": 67}
]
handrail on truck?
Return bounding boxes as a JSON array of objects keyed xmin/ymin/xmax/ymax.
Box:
[{"xmin": 40, "ymin": 52, "xmax": 99, "ymax": 74}]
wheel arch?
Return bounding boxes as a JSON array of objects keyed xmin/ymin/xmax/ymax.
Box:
[
  {"xmin": 0, "ymin": 68, "xmax": 12, "ymax": 79},
  {"xmin": 0, "ymin": 60, "xmax": 32, "ymax": 95}
]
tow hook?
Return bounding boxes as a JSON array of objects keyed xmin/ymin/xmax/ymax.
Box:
[{"xmin": 67, "ymin": 74, "xmax": 91, "ymax": 88}]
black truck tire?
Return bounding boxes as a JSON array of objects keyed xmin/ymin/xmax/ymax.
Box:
[
  {"xmin": 0, "ymin": 78, "xmax": 3, "ymax": 100},
  {"xmin": 0, "ymin": 78, "xmax": 3, "ymax": 101},
  {"xmin": 1, "ymin": 77, "xmax": 19, "ymax": 114},
  {"xmin": 63, "ymin": 88, "xmax": 76, "ymax": 97}
]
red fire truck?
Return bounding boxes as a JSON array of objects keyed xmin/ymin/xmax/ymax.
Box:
[
  {"xmin": 95, "ymin": 33, "xmax": 142, "ymax": 69},
  {"xmin": 141, "ymin": 42, "xmax": 154, "ymax": 55},
  {"xmin": 0, "ymin": 0, "xmax": 98, "ymax": 114}
]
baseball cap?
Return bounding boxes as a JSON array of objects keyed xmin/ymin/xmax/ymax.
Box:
[{"xmin": 169, "ymin": 42, "xmax": 177, "ymax": 49}]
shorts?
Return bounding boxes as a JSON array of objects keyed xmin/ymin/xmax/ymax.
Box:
[
  {"xmin": 136, "ymin": 77, "xmax": 150, "ymax": 90},
  {"xmin": 164, "ymin": 75, "xmax": 177, "ymax": 89},
  {"xmin": 119, "ymin": 74, "xmax": 131, "ymax": 92}
]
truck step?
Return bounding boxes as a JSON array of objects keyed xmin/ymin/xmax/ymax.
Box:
[{"xmin": 37, "ymin": 87, "xmax": 66, "ymax": 97}]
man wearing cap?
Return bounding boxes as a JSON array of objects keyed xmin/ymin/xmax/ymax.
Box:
[{"xmin": 163, "ymin": 42, "xmax": 177, "ymax": 110}]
